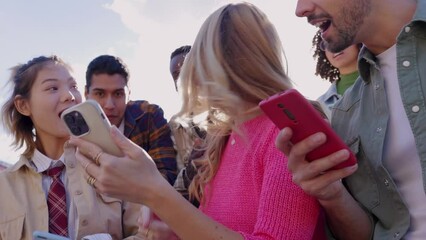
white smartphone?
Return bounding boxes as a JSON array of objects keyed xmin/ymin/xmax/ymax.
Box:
[
  {"xmin": 33, "ymin": 231, "xmax": 70, "ymax": 240},
  {"xmin": 61, "ymin": 100, "xmax": 123, "ymax": 156}
]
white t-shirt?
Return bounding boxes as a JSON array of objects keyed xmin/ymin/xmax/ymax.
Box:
[{"xmin": 378, "ymin": 45, "xmax": 426, "ymax": 239}]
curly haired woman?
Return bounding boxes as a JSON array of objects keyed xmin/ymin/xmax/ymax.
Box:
[{"xmin": 312, "ymin": 30, "xmax": 362, "ymax": 109}]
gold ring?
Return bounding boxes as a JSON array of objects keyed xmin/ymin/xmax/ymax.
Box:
[
  {"xmin": 87, "ymin": 176, "xmax": 97, "ymax": 187},
  {"xmin": 93, "ymin": 151, "xmax": 103, "ymax": 166},
  {"xmin": 84, "ymin": 162, "xmax": 91, "ymax": 172}
]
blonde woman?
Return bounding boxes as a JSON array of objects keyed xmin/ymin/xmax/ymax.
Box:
[{"xmin": 71, "ymin": 3, "xmax": 325, "ymax": 239}]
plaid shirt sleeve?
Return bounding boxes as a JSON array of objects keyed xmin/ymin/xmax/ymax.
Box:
[
  {"xmin": 126, "ymin": 101, "xmax": 177, "ymax": 185},
  {"xmin": 144, "ymin": 105, "xmax": 177, "ymax": 184}
]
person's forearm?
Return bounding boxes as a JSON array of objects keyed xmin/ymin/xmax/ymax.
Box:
[
  {"xmin": 320, "ymin": 190, "xmax": 372, "ymax": 240},
  {"xmin": 145, "ymin": 182, "xmax": 243, "ymax": 240}
]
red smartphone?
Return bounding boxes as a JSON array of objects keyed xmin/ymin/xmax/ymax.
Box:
[{"xmin": 259, "ymin": 89, "xmax": 356, "ymax": 170}]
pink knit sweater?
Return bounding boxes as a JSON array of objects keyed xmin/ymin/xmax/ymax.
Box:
[{"xmin": 199, "ymin": 114, "xmax": 324, "ymax": 239}]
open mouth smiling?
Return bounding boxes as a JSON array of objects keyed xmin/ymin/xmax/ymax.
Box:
[
  {"xmin": 58, "ymin": 109, "xmax": 65, "ymax": 118},
  {"xmin": 315, "ymin": 20, "xmax": 331, "ymax": 33}
]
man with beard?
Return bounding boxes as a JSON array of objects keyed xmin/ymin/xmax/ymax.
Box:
[{"xmin": 276, "ymin": 0, "xmax": 424, "ymax": 239}]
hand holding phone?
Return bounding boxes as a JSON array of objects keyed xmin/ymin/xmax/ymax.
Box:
[
  {"xmin": 259, "ymin": 89, "xmax": 356, "ymax": 170},
  {"xmin": 61, "ymin": 100, "xmax": 123, "ymax": 157}
]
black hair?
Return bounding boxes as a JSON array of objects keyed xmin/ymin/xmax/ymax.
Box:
[
  {"xmin": 85, "ymin": 55, "xmax": 129, "ymax": 88},
  {"xmin": 312, "ymin": 31, "xmax": 340, "ymax": 83},
  {"xmin": 170, "ymin": 45, "xmax": 191, "ymax": 60}
]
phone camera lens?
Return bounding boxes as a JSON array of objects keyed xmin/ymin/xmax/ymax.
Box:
[
  {"xmin": 63, "ymin": 110, "xmax": 89, "ymax": 136},
  {"xmin": 76, "ymin": 117, "xmax": 86, "ymax": 126},
  {"xmin": 70, "ymin": 126, "xmax": 82, "ymax": 136},
  {"xmin": 283, "ymin": 109, "xmax": 296, "ymax": 121},
  {"xmin": 64, "ymin": 113, "xmax": 76, "ymax": 125}
]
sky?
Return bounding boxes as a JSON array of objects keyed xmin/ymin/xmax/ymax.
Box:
[{"xmin": 0, "ymin": 0, "xmax": 330, "ymax": 165}]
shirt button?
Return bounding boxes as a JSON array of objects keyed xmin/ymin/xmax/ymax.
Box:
[
  {"xmin": 75, "ymin": 190, "xmax": 82, "ymax": 195},
  {"xmin": 402, "ymin": 61, "xmax": 410, "ymax": 67},
  {"xmin": 374, "ymin": 84, "xmax": 380, "ymax": 90},
  {"xmin": 405, "ymin": 26, "xmax": 411, "ymax": 33},
  {"xmin": 412, "ymin": 105, "xmax": 420, "ymax": 113},
  {"xmin": 384, "ymin": 179, "xmax": 390, "ymax": 187},
  {"xmin": 82, "ymin": 219, "xmax": 88, "ymax": 226},
  {"xmin": 394, "ymin": 232, "xmax": 400, "ymax": 238},
  {"xmin": 376, "ymin": 127, "xmax": 382, "ymax": 133},
  {"xmin": 69, "ymin": 163, "xmax": 75, "ymax": 168}
]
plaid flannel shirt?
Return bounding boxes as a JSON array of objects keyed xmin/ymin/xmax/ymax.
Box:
[{"xmin": 124, "ymin": 100, "xmax": 177, "ymax": 184}]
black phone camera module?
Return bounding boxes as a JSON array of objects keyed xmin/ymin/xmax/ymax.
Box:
[
  {"xmin": 282, "ymin": 108, "xmax": 296, "ymax": 121},
  {"xmin": 63, "ymin": 111, "xmax": 89, "ymax": 136},
  {"xmin": 63, "ymin": 112, "xmax": 76, "ymax": 125}
]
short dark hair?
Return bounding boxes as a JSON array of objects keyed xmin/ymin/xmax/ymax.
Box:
[
  {"xmin": 170, "ymin": 45, "xmax": 191, "ymax": 60},
  {"xmin": 85, "ymin": 55, "xmax": 129, "ymax": 89}
]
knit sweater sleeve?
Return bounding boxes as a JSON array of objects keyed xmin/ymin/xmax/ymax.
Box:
[{"xmin": 240, "ymin": 126, "xmax": 321, "ymax": 240}]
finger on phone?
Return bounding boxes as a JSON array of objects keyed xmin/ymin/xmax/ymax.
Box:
[
  {"xmin": 69, "ymin": 136, "xmax": 104, "ymax": 162},
  {"xmin": 275, "ymin": 127, "xmax": 293, "ymax": 155},
  {"xmin": 110, "ymin": 126, "xmax": 136, "ymax": 155},
  {"xmin": 314, "ymin": 164, "xmax": 358, "ymax": 188},
  {"xmin": 324, "ymin": 153, "xmax": 358, "ymax": 179},
  {"xmin": 291, "ymin": 132, "xmax": 327, "ymax": 159},
  {"xmin": 74, "ymin": 148, "xmax": 102, "ymax": 180},
  {"xmin": 287, "ymin": 132, "xmax": 327, "ymax": 173},
  {"xmin": 110, "ymin": 126, "xmax": 151, "ymax": 160},
  {"xmin": 307, "ymin": 149, "xmax": 357, "ymax": 178}
]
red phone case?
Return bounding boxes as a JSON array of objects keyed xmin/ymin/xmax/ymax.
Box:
[{"xmin": 259, "ymin": 89, "xmax": 356, "ymax": 170}]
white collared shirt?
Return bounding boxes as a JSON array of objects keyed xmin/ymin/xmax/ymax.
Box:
[
  {"xmin": 31, "ymin": 149, "xmax": 112, "ymax": 240},
  {"xmin": 31, "ymin": 149, "xmax": 77, "ymax": 239}
]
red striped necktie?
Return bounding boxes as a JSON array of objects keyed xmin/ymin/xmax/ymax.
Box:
[{"xmin": 44, "ymin": 164, "xmax": 68, "ymax": 236}]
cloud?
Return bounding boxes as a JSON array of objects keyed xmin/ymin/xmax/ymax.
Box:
[
  {"xmin": 100, "ymin": 0, "xmax": 217, "ymax": 119},
  {"xmin": 103, "ymin": 0, "xmax": 148, "ymax": 35}
]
